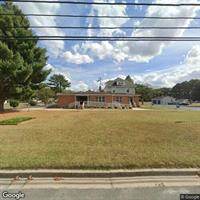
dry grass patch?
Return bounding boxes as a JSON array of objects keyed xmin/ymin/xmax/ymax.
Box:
[{"xmin": 0, "ymin": 109, "xmax": 200, "ymax": 169}]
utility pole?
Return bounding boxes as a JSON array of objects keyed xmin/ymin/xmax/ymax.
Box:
[{"xmin": 97, "ymin": 77, "xmax": 102, "ymax": 92}]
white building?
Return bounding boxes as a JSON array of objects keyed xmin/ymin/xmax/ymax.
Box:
[
  {"xmin": 104, "ymin": 75, "xmax": 135, "ymax": 95},
  {"xmin": 152, "ymin": 96, "xmax": 176, "ymax": 105}
]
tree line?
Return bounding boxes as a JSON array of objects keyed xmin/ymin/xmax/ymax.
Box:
[{"xmin": 135, "ymin": 79, "xmax": 200, "ymax": 102}]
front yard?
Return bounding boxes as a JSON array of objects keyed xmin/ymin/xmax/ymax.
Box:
[{"xmin": 0, "ymin": 109, "xmax": 200, "ymax": 169}]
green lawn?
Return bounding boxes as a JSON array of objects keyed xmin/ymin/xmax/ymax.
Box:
[
  {"xmin": 141, "ymin": 102, "xmax": 177, "ymax": 110},
  {"xmin": 190, "ymin": 103, "xmax": 200, "ymax": 107},
  {"xmin": 0, "ymin": 117, "xmax": 33, "ymax": 125},
  {"xmin": 0, "ymin": 109, "xmax": 200, "ymax": 169}
]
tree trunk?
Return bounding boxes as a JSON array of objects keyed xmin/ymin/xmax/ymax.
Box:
[{"xmin": 0, "ymin": 99, "xmax": 5, "ymax": 112}]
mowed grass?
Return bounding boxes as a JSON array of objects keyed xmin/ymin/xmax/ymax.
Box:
[
  {"xmin": 0, "ymin": 109, "xmax": 200, "ymax": 169},
  {"xmin": 0, "ymin": 117, "xmax": 33, "ymax": 125},
  {"xmin": 190, "ymin": 103, "xmax": 200, "ymax": 107}
]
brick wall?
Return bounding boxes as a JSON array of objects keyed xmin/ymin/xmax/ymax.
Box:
[
  {"xmin": 105, "ymin": 96, "xmax": 112, "ymax": 103},
  {"xmin": 57, "ymin": 95, "xmax": 75, "ymax": 107},
  {"xmin": 134, "ymin": 96, "xmax": 140, "ymax": 107},
  {"xmin": 122, "ymin": 96, "xmax": 129, "ymax": 104},
  {"xmin": 57, "ymin": 94, "xmax": 140, "ymax": 108},
  {"xmin": 90, "ymin": 96, "xmax": 97, "ymax": 102}
]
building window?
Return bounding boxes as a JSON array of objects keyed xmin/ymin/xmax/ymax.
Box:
[
  {"xmin": 97, "ymin": 96, "xmax": 105, "ymax": 102},
  {"xmin": 116, "ymin": 96, "xmax": 122, "ymax": 103},
  {"xmin": 116, "ymin": 81, "xmax": 125, "ymax": 86},
  {"xmin": 113, "ymin": 90, "xmax": 115, "ymax": 93},
  {"xmin": 127, "ymin": 89, "xmax": 129, "ymax": 93}
]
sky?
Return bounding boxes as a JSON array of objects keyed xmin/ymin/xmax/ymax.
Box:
[{"xmin": 15, "ymin": 0, "xmax": 200, "ymax": 91}]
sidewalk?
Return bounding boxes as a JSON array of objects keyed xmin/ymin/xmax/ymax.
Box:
[{"xmin": 0, "ymin": 169, "xmax": 199, "ymax": 178}]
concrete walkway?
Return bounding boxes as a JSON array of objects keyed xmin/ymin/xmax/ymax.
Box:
[
  {"xmin": 20, "ymin": 107, "xmax": 149, "ymax": 112},
  {"xmin": 1, "ymin": 169, "xmax": 199, "ymax": 178}
]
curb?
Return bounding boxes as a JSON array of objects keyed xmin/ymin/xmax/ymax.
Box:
[{"xmin": 0, "ymin": 169, "xmax": 199, "ymax": 178}]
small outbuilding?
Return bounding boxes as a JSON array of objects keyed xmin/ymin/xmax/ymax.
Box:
[{"xmin": 152, "ymin": 96, "xmax": 176, "ymax": 105}]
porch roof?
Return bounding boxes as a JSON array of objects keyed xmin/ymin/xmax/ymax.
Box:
[{"xmin": 57, "ymin": 92, "xmax": 140, "ymax": 97}]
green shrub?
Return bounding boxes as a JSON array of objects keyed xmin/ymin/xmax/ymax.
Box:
[
  {"xmin": 29, "ymin": 100, "xmax": 37, "ymax": 106},
  {"xmin": 9, "ymin": 99, "xmax": 19, "ymax": 108}
]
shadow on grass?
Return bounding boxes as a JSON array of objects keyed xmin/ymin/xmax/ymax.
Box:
[{"xmin": 0, "ymin": 109, "xmax": 20, "ymax": 114}]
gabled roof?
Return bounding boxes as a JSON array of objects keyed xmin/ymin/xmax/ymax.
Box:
[
  {"xmin": 105, "ymin": 76, "xmax": 134, "ymax": 88},
  {"xmin": 152, "ymin": 96, "xmax": 175, "ymax": 100}
]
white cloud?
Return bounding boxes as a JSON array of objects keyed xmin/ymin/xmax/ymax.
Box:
[
  {"xmin": 16, "ymin": 1, "xmax": 65, "ymax": 57},
  {"xmin": 88, "ymin": 0, "xmax": 128, "ymax": 37},
  {"xmin": 62, "ymin": 51, "xmax": 93, "ymax": 64},
  {"xmin": 186, "ymin": 45, "xmax": 200, "ymax": 65},
  {"xmin": 75, "ymin": 0, "xmax": 200, "ymax": 63},
  {"xmin": 76, "ymin": 41, "xmax": 128, "ymax": 63},
  {"xmin": 133, "ymin": 45, "xmax": 200, "ymax": 87},
  {"xmin": 123, "ymin": 0, "xmax": 199, "ymax": 62},
  {"xmin": 72, "ymin": 81, "xmax": 89, "ymax": 92},
  {"xmin": 45, "ymin": 64, "xmax": 71, "ymax": 81},
  {"xmin": 82, "ymin": 41, "xmax": 113, "ymax": 59}
]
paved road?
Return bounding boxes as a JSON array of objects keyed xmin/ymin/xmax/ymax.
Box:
[
  {"xmin": 1, "ymin": 186, "xmax": 200, "ymax": 200},
  {"xmin": 0, "ymin": 176, "xmax": 200, "ymax": 200}
]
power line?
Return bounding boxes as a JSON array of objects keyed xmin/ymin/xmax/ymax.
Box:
[
  {"xmin": 0, "ymin": 13, "xmax": 200, "ymax": 20},
  {"xmin": 4, "ymin": 26, "xmax": 200, "ymax": 30},
  {"xmin": 1, "ymin": 36, "xmax": 200, "ymax": 41},
  {"xmin": 2, "ymin": 0, "xmax": 200, "ymax": 6}
]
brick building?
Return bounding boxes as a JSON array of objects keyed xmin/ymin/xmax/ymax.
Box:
[
  {"xmin": 57, "ymin": 92, "xmax": 140, "ymax": 109},
  {"xmin": 57, "ymin": 76, "xmax": 140, "ymax": 108}
]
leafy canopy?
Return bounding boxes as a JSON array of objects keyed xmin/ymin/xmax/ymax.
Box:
[
  {"xmin": 48, "ymin": 74, "xmax": 71, "ymax": 93},
  {"xmin": 0, "ymin": 2, "xmax": 51, "ymax": 110},
  {"xmin": 37, "ymin": 87, "xmax": 55, "ymax": 105}
]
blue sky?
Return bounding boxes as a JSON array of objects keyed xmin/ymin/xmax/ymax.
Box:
[{"xmin": 15, "ymin": 0, "xmax": 200, "ymax": 91}]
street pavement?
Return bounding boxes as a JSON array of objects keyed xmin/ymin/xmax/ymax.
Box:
[
  {"xmin": 0, "ymin": 176, "xmax": 200, "ymax": 200},
  {"xmin": 1, "ymin": 186, "xmax": 200, "ymax": 200}
]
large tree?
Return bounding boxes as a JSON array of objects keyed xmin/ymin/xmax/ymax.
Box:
[
  {"xmin": 0, "ymin": 2, "xmax": 50, "ymax": 111},
  {"xmin": 48, "ymin": 74, "xmax": 71, "ymax": 93},
  {"xmin": 135, "ymin": 84, "xmax": 154, "ymax": 102},
  {"xmin": 135, "ymin": 84, "xmax": 172, "ymax": 102},
  {"xmin": 191, "ymin": 81, "xmax": 200, "ymax": 101},
  {"xmin": 37, "ymin": 87, "xmax": 54, "ymax": 106},
  {"xmin": 171, "ymin": 79, "xmax": 200, "ymax": 100}
]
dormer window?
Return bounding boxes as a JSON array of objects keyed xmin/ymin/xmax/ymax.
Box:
[{"xmin": 116, "ymin": 81, "xmax": 125, "ymax": 86}]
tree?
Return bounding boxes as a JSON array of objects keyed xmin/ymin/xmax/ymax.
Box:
[
  {"xmin": 0, "ymin": 2, "xmax": 51, "ymax": 111},
  {"xmin": 48, "ymin": 74, "xmax": 71, "ymax": 93},
  {"xmin": 157, "ymin": 88, "xmax": 172, "ymax": 97},
  {"xmin": 37, "ymin": 87, "xmax": 54, "ymax": 106},
  {"xmin": 135, "ymin": 84, "xmax": 154, "ymax": 102},
  {"xmin": 135, "ymin": 84, "xmax": 173, "ymax": 102},
  {"xmin": 191, "ymin": 82, "xmax": 200, "ymax": 101},
  {"xmin": 171, "ymin": 79, "xmax": 200, "ymax": 100}
]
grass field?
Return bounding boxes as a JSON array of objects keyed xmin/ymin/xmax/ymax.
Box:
[
  {"xmin": 190, "ymin": 103, "xmax": 200, "ymax": 107},
  {"xmin": 0, "ymin": 109, "xmax": 200, "ymax": 169}
]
